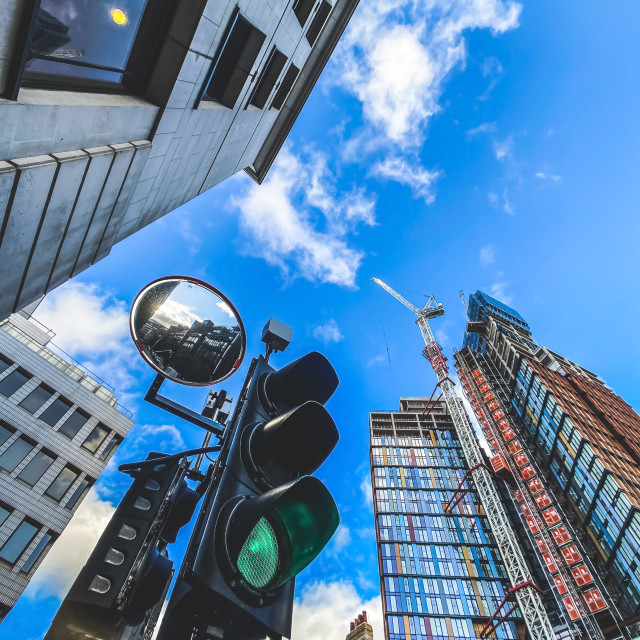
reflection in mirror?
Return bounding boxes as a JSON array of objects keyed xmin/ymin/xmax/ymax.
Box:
[{"xmin": 130, "ymin": 277, "xmax": 245, "ymax": 386}]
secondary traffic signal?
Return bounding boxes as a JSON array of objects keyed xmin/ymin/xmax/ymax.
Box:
[
  {"xmin": 157, "ymin": 352, "xmax": 340, "ymax": 640},
  {"xmin": 45, "ymin": 453, "xmax": 199, "ymax": 640}
]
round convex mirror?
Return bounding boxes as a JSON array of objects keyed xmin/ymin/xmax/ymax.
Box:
[{"xmin": 130, "ymin": 276, "xmax": 246, "ymax": 386}]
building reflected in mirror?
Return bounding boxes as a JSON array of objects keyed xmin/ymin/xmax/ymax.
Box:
[{"xmin": 131, "ymin": 278, "xmax": 245, "ymax": 386}]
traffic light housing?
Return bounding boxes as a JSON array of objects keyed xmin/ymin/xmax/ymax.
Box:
[
  {"xmin": 159, "ymin": 352, "xmax": 340, "ymax": 640},
  {"xmin": 45, "ymin": 453, "xmax": 199, "ymax": 640}
]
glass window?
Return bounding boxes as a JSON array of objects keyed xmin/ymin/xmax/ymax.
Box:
[
  {"xmin": 0, "ymin": 503, "xmax": 12, "ymax": 527},
  {"xmin": 82, "ymin": 424, "xmax": 109, "ymax": 454},
  {"xmin": 39, "ymin": 396, "xmax": 72, "ymax": 427},
  {"xmin": 99, "ymin": 434, "xmax": 122, "ymax": 461},
  {"xmin": 306, "ymin": 0, "xmax": 331, "ymax": 46},
  {"xmin": 294, "ymin": 0, "xmax": 315, "ymax": 27},
  {"xmin": 20, "ymin": 532, "xmax": 53, "ymax": 573},
  {"xmin": 202, "ymin": 12, "xmax": 266, "ymax": 108},
  {"xmin": 0, "ymin": 437, "xmax": 34, "ymax": 473},
  {"xmin": 0, "ymin": 356, "xmax": 11, "ymax": 375},
  {"xmin": 248, "ymin": 47, "xmax": 287, "ymax": 109},
  {"xmin": 17, "ymin": 450, "xmax": 55, "ymax": 486},
  {"xmin": 65, "ymin": 478, "xmax": 92, "ymax": 510},
  {"xmin": 0, "ymin": 369, "xmax": 31, "ymax": 398},
  {"xmin": 22, "ymin": 0, "xmax": 176, "ymax": 93},
  {"xmin": 0, "ymin": 422, "xmax": 14, "ymax": 448},
  {"xmin": 57, "ymin": 409, "xmax": 89, "ymax": 439},
  {"xmin": 271, "ymin": 64, "xmax": 300, "ymax": 110},
  {"xmin": 45, "ymin": 466, "xmax": 79, "ymax": 501},
  {"xmin": 19, "ymin": 385, "xmax": 54, "ymax": 414},
  {"xmin": 0, "ymin": 521, "xmax": 39, "ymax": 564}
]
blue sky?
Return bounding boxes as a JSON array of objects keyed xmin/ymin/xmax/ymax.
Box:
[{"xmin": 4, "ymin": 1, "xmax": 640, "ymax": 638}]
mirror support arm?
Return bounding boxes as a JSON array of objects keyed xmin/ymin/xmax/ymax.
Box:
[{"xmin": 145, "ymin": 374, "xmax": 225, "ymax": 437}]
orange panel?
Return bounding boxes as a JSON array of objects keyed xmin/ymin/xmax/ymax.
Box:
[
  {"xmin": 554, "ymin": 576, "xmax": 568, "ymax": 595},
  {"xmin": 521, "ymin": 503, "xmax": 531, "ymax": 517},
  {"xmin": 521, "ymin": 465, "xmax": 535, "ymax": 480},
  {"xmin": 535, "ymin": 493, "xmax": 552, "ymax": 509},
  {"xmin": 487, "ymin": 400, "xmax": 499, "ymax": 412},
  {"xmin": 497, "ymin": 418, "xmax": 510, "ymax": 431},
  {"xmin": 584, "ymin": 589, "xmax": 607, "ymax": 613},
  {"xmin": 493, "ymin": 409, "xmax": 505, "ymax": 421},
  {"xmin": 543, "ymin": 508, "xmax": 560, "ymax": 525},
  {"xmin": 563, "ymin": 597, "xmax": 581, "ymax": 620},
  {"xmin": 515, "ymin": 489, "xmax": 524, "ymax": 502},
  {"xmin": 475, "ymin": 376, "xmax": 486, "ymax": 386},
  {"xmin": 528, "ymin": 478, "xmax": 544, "ymax": 494},
  {"xmin": 561, "ymin": 545, "xmax": 582, "ymax": 565},
  {"xmin": 503, "ymin": 428, "xmax": 515, "ymax": 442},
  {"xmin": 535, "ymin": 537, "xmax": 549, "ymax": 553},
  {"xmin": 479, "ymin": 383, "xmax": 490, "ymax": 393},
  {"xmin": 543, "ymin": 553, "xmax": 558, "ymax": 573},
  {"xmin": 472, "ymin": 368, "xmax": 482, "ymax": 378},
  {"xmin": 551, "ymin": 526, "xmax": 571, "ymax": 546},
  {"xmin": 514, "ymin": 453, "xmax": 529, "ymax": 467},
  {"xmin": 571, "ymin": 565, "xmax": 593, "ymax": 587},
  {"xmin": 483, "ymin": 391, "xmax": 495, "ymax": 402},
  {"xmin": 526, "ymin": 516, "xmax": 539, "ymax": 534},
  {"xmin": 508, "ymin": 440, "xmax": 522, "ymax": 454}
]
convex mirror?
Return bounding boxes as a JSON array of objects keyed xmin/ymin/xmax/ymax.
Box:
[{"xmin": 130, "ymin": 276, "xmax": 246, "ymax": 386}]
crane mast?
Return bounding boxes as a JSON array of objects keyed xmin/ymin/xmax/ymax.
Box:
[{"xmin": 373, "ymin": 277, "xmax": 555, "ymax": 640}]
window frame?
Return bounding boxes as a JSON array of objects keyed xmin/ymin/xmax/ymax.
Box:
[
  {"xmin": 45, "ymin": 465, "xmax": 80, "ymax": 502},
  {"xmin": 247, "ymin": 47, "xmax": 288, "ymax": 110},
  {"xmin": 0, "ymin": 435, "xmax": 36, "ymax": 474},
  {"xmin": 0, "ymin": 368, "xmax": 32, "ymax": 398},
  {"xmin": 81, "ymin": 424, "xmax": 109, "ymax": 454},
  {"xmin": 18, "ymin": 384, "xmax": 55, "ymax": 415},
  {"xmin": 56, "ymin": 408, "xmax": 90, "ymax": 440},
  {"xmin": 38, "ymin": 395, "xmax": 73, "ymax": 427},
  {"xmin": 16, "ymin": 448, "xmax": 55, "ymax": 487},
  {"xmin": 0, "ymin": 519, "xmax": 40, "ymax": 565}
]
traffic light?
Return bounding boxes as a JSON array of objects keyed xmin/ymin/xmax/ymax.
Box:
[
  {"xmin": 46, "ymin": 453, "xmax": 199, "ymax": 640},
  {"xmin": 158, "ymin": 352, "xmax": 340, "ymax": 640}
]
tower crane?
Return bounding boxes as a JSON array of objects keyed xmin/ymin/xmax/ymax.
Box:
[{"xmin": 372, "ymin": 277, "xmax": 555, "ymax": 640}]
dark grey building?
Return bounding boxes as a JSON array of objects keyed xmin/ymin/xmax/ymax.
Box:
[
  {"xmin": 0, "ymin": 0, "xmax": 360, "ymax": 319},
  {"xmin": 0, "ymin": 311, "xmax": 133, "ymax": 619}
]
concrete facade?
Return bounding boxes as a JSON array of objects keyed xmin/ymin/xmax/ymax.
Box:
[
  {"xmin": 0, "ymin": 312, "xmax": 133, "ymax": 619},
  {"xmin": 0, "ymin": 0, "xmax": 360, "ymax": 320}
]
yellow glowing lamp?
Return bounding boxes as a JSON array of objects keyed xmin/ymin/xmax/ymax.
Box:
[{"xmin": 110, "ymin": 8, "xmax": 128, "ymax": 25}]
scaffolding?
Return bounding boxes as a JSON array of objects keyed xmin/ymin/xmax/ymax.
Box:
[{"xmin": 373, "ymin": 278, "xmax": 556, "ymax": 640}]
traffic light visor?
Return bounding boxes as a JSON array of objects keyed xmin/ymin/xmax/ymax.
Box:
[{"xmin": 228, "ymin": 477, "xmax": 339, "ymax": 592}]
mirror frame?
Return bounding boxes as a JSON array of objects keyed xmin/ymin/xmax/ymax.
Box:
[{"xmin": 129, "ymin": 275, "xmax": 246, "ymax": 386}]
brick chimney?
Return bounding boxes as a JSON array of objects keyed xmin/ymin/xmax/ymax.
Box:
[{"xmin": 346, "ymin": 611, "xmax": 373, "ymax": 640}]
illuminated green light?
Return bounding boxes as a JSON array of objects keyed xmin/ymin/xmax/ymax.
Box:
[{"xmin": 237, "ymin": 517, "xmax": 279, "ymax": 588}]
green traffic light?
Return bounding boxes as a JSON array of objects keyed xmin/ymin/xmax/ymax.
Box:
[{"xmin": 237, "ymin": 517, "xmax": 279, "ymax": 588}]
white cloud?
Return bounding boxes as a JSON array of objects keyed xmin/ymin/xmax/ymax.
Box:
[
  {"xmin": 535, "ymin": 171, "xmax": 561, "ymax": 182},
  {"xmin": 489, "ymin": 280, "xmax": 513, "ymax": 305},
  {"xmin": 478, "ymin": 56, "xmax": 504, "ymax": 101},
  {"xmin": 34, "ymin": 282, "xmax": 128, "ymax": 356},
  {"xmin": 467, "ymin": 121, "xmax": 497, "ymax": 137},
  {"xmin": 502, "ymin": 187, "xmax": 515, "ymax": 215},
  {"xmin": 360, "ymin": 473, "xmax": 373, "ymax": 505},
  {"xmin": 367, "ymin": 353, "xmax": 388, "ymax": 367},
  {"xmin": 488, "ymin": 191, "xmax": 499, "ymax": 205},
  {"xmin": 494, "ymin": 135, "xmax": 515, "ymax": 162},
  {"xmin": 232, "ymin": 147, "xmax": 376, "ymax": 288},
  {"xmin": 313, "ymin": 319, "xmax": 344, "ymax": 344},
  {"xmin": 26, "ymin": 489, "xmax": 115, "ymax": 599},
  {"xmin": 292, "ymin": 581, "xmax": 382, "ymax": 640},
  {"xmin": 372, "ymin": 157, "xmax": 441, "ymax": 203},
  {"xmin": 333, "ymin": 0, "xmax": 522, "ymax": 149},
  {"xmin": 326, "ymin": 525, "xmax": 353, "ymax": 557},
  {"xmin": 479, "ymin": 244, "xmax": 495, "ymax": 266}
]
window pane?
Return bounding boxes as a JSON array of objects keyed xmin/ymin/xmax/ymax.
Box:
[
  {"xmin": 57, "ymin": 410, "xmax": 89, "ymax": 439},
  {"xmin": 17, "ymin": 450, "xmax": 55, "ymax": 486},
  {"xmin": 203, "ymin": 13, "xmax": 266, "ymax": 108},
  {"xmin": 0, "ymin": 422, "xmax": 14, "ymax": 448},
  {"xmin": 0, "ymin": 521, "xmax": 39, "ymax": 564},
  {"xmin": 39, "ymin": 396, "xmax": 72, "ymax": 427},
  {"xmin": 0, "ymin": 356, "xmax": 11, "ymax": 375},
  {"xmin": 306, "ymin": 0, "xmax": 331, "ymax": 45},
  {"xmin": 249, "ymin": 48, "xmax": 287, "ymax": 109},
  {"xmin": 65, "ymin": 479, "xmax": 91, "ymax": 510},
  {"xmin": 0, "ymin": 370, "xmax": 31, "ymax": 398},
  {"xmin": 271, "ymin": 64, "xmax": 299, "ymax": 110},
  {"xmin": 19, "ymin": 386, "xmax": 54, "ymax": 414},
  {"xmin": 0, "ymin": 504, "xmax": 11, "ymax": 527},
  {"xmin": 99, "ymin": 434, "xmax": 122, "ymax": 461},
  {"xmin": 46, "ymin": 467, "xmax": 79, "ymax": 501},
  {"xmin": 20, "ymin": 533, "xmax": 52, "ymax": 573},
  {"xmin": 0, "ymin": 438, "xmax": 33, "ymax": 473},
  {"xmin": 293, "ymin": 0, "xmax": 315, "ymax": 27},
  {"xmin": 82, "ymin": 424, "xmax": 109, "ymax": 454}
]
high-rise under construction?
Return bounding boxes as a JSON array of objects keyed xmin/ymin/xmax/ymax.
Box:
[{"xmin": 370, "ymin": 279, "xmax": 639, "ymax": 640}]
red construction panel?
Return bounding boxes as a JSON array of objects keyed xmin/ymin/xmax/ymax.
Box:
[
  {"xmin": 485, "ymin": 428, "xmax": 495, "ymax": 439},
  {"xmin": 534, "ymin": 493, "xmax": 552, "ymax": 509},
  {"xmin": 493, "ymin": 409, "xmax": 505, "ymax": 421},
  {"xmin": 487, "ymin": 400, "xmax": 499, "ymax": 412},
  {"xmin": 584, "ymin": 589, "xmax": 607, "ymax": 613},
  {"xmin": 489, "ymin": 439, "xmax": 499, "ymax": 451},
  {"xmin": 571, "ymin": 565, "xmax": 593, "ymax": 587},
  {"xmin": 528, "ymin": 478, "xmax": 544, "ymax": 494},
  {"xmin": 551, "ymin": 526, "xmax": 571, "ymax": 546},
  {"xmin": 521, "ymin": 465, "xmax": 535, "ymax": 480},
  {"xmin": 543, "ymin": 508, "xmax": 560, "ymax": 526},
  {"xmin": 507, "ymin": 440, "xmax": 522, "ymax": 454},
  {"xmin": 561, "ymin": 545, "xmax": 582, "ymax": 565},
  {"xmin": 472, "ymin": 368, "xmax": 482, "ymax": 378},
  {"xmin": 515, "ymin": 490, "xmax": 524, "ymax": 502},
  {"xmin": 521, "ymin": 503, "xmax": 531, "ymax": 517},
  {"xmin": 526, "ymin": 516, "xmax": 539, "ymax": 534},
  {"xmin": 475, "ymin": 376, "xmax": 486, "ymax": 386},
  {"xmin": 497, "ymin": 418, "xmax": 510, "ymax": 431},
  {"xmin": 503, "ymin": 428, "xmax": 515, "ymax": 442},
  {"xmin": 535, "ymin": 537, "xmax": 549, "ymax": 553},
  {"xmin": 483, "ymin": 391, "xmax": 494, "ymax": 402},
  {"xmin": 554, "ymin": 576, "xmax": 568, "ymax": 595},
  {"xmin": 480, "ymin": 383, "xmax": 490, "ymax": 393},
  {"xmin": 514, "ymin": 453, "xmax": 529, "ymax": 467},
  {"xmin": 563, "ymin": 596, "xmax": 581, "ymax": 620},
  {"xmin": 543, "ymin": 553, "xmax": 558, "ymax": 573}
]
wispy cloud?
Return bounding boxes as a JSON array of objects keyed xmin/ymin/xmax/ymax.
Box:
[
  {"xmin": 489, "ymin": 280, "xmax": 513, "ymax": 305},
  {"xmin": 502, "ymin": 187, "xmax": 515, "ymax": 215},
  {"xmin": 313, "ymin": 319, "xmax": 344, "ymax": 344},
  {"xmin": 467, "ymin": 121, "xmax": 497, "ymax": 137},
  {"xmin": 479, "ymin": 244, "xmax": 495, "ymax": 266},
  {"xmin": 371, "ymin": 157, "xmax": 441, "ymax": 203},
  {"xmin": 292, "ymin": 581, "xmax": 382, "ymax": 640},
  {"xmin": 494, "ymin": 135, "xmax": 515, "ymax": 162},
  {"xmin": 231, "ymin": 147, "xmax": 376, "ymax": 288},
  {"xmin": 535, "ymin": 171, "xmax": 562, "ymax": 182},
  {"xmin": 478, "ymin": 56, "xmax": 504, "ymax": 101}
]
